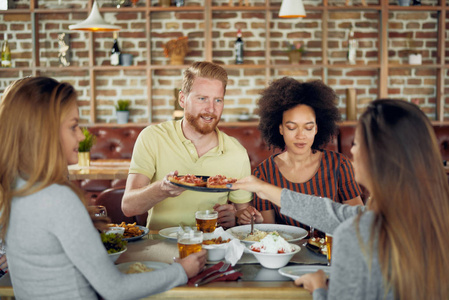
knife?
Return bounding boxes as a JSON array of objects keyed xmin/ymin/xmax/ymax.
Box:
[{"xmin": 194, "ymin": 269, "xmax": 240, "ymax": 287}]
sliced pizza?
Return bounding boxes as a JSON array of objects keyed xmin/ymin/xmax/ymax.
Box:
[
  {"xmin": 206, "ymin": 175, "xmax": 237, "ymax": 189},
  {"xmin": 168, "ymin": 174, "xmax": 207, "ymax": 187}
]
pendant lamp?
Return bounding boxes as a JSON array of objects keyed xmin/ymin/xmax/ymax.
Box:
[
  {"xmin": 279, "ymin": 0, "xmax": 306, "ymax": 18},
  {"xmin": 69, "ymin": 1, "xmax": 120, "ymax": 32}
]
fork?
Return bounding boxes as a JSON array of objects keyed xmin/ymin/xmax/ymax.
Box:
[{"xmin": 193, "ymin": 262, "xmax": 231, "ymax": 285}]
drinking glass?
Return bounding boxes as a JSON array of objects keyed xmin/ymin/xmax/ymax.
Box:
[
  {"xmin": 195, "ymin": 210, "xmax": 218, "ymax": 233},
  {"xmin": 177, "ymin": 229, "xmax": 203, "ymax": 259},
  {"xmin": 325, "ymin": 233, "xmax": 333, "ymax": 266},
  {"xmin": 92, "ymin": 205, "xmax": 107, "ymax": 217}
]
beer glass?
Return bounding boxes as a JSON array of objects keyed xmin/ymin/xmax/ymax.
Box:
[
  {"xmin": 177, "ymin": 230, "xmax": 203, "ymax": 259},
  {"xmin": 325, "ymin": 233, "xmax": 333, "ymax": 266},
  {"xmin": 195, "ymin": 210, "xmax": 218, "ymax": 233}
]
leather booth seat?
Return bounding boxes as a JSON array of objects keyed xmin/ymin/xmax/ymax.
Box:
[{"xmin": 76, "ymin": 122, "xmax": 449, "ymax": 201}]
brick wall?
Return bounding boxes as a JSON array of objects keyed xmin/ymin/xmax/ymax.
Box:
[{"xmin": 0, "ymin": 0, "xmax": 447, "ymax": 123}]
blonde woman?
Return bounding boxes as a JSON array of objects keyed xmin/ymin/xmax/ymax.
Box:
[
  {"xmin": 229, "ymin": 99, "xmax": 449, "ymax": 299},
  {"xmin": 0, "ymin": 77, "xmax": 206, "ymax": 300}
]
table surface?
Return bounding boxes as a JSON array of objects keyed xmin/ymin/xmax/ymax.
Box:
[
  {"xmin": 0, "ymin": 231, "xmax": 327, "ymax": 299},
  {"xmin": 68, "ymin": 159, "xmax": 130, "ymax": 180}
]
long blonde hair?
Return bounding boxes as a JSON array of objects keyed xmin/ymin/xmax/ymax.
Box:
[
  {"xmin": 358, "ymin": 99, "xmax": 449, "ymax": 299},
  {"xmin": 0, "ymin": 77, "xmax": 85, "ymax": 239}
]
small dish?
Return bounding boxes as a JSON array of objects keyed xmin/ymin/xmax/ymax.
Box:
[
  {"xmin": 278, "ymin": 265, "xmax": 331, "ymax": 280},
  {"xmin": 108, "ymin": 246, "xmax": 127, "ymax": 263},
  {"xmin": 248, "ymin": 244, "xmax": 301, "ymax": 269}
]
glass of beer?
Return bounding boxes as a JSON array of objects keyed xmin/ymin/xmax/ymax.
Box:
[
  {"xmin": 325, "ymin": 233, "xmax": 333, "ymax": 266},
  {"xmin": 177, "ymin": 229, "xmax": 203, "ymax": 259},
  {"xmin": 195, "ymin": 210, "xmax": 218, "ymax": 233}
]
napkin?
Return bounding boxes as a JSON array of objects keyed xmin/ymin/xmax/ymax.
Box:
[
  {"xmin": 203, "ymin": 227, "xmax": 245, "ymax": 266},
  {"xmin": 187, "ymin": 261, "xmax": 242, "ymax": 286}
]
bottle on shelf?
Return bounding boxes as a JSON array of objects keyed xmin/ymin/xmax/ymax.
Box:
[
  {"xmin": 235, "ymin": 29, "xmax": 244, "ymax": 65},
  {"xmin": 1, "ymin": 33, "xmax": 11, "ymax": 68},
  {"xmin": 347, "ymin": 26, "xmax": 357, "ymax": 65},
  {"xmin": 111, "ymin": 32, "xmax": 121, "ymax": 66}
]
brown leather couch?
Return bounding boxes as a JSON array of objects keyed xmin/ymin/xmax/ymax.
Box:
[{"xmin": 76, "ymin": 122, "xmax": 449, "ymax": 200}]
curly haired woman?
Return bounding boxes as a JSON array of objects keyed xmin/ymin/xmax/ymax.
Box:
[{"xmin": 238, "ymin": 77, "xmax": 363, "ymax": 230}]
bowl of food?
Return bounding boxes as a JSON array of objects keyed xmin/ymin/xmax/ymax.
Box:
[
  {"xmin": 248, "ymin": 232, "xmax": 301, "ymax": 269},
  {"xmin": 105, "ymin": 226, "xmax": 125, "ymax": 236},
  {"xmin": 202, "ymin": 232, "xmax": 232, "ymax": 261},
  {"xmin": 101, "ymin": 232, "xmax": 128, "ymax": 263}
]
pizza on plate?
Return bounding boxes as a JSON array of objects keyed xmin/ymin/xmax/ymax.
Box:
[
  {"xmin": 307, "ymin": 237, "xmax": 327, "ymax": 255},
  {"xmin": 168, "ymin": 174, "xmax": 207, "ymax": 187},
  {"xmin": 206, "ymin": 175, "xmax": 237, "ymax": 189}
]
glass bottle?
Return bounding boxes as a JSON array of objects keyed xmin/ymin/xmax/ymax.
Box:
[
  {"xmin": 235, "ymin": 29, "xmax": 244, "ymax": 65},
  {"xmin": 347, "ymin": 26, "xmax": 357, "ymax": 65},
  {"xmin": 1, "ymin": 33, "xmax": 11, "ymax": 68},
  {"xmin": 111, "ymin": 32, "xmax": 120, "ymax": 66}
]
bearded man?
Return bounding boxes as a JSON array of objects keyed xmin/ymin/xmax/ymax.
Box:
[{"xmin": 122, "ymin": 61, "xmax": 252, "ymax": 230}]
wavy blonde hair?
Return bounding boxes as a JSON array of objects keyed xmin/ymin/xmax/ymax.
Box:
[
  {"xmin": 0, "ymin": 77, "xmax": 85, "ymax": 239},
  {"xmin": 358, "ymin": 99, "xmax": 449, "ymax": 299}
]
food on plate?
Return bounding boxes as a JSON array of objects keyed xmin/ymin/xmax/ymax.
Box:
[
  {"xmin": 249, "ymin": 232, "xmax": 296, "ymax": 254},
  {"xmin": 101, "ymin": 232, "xmax": 127, "ymax": 254},
  {"xmin": 307, "ymin": 237, "xmax": 327, "ymax": 255},
  {"xmin": 125, "ymin": 262, "xmax": 154, "ymax": 274},
  {"xmin": 206, "ymin": 175, "xmax": 237, "ymax": 189},
  {"xmin": 202, "ymin": 236, "xmax": 231, "ymax": 245},
  {"xmin": 168, "ymin": 174, "xmax": 207, "ymax": 187},
  {"xmin": 110, "ymin": 222, "xmax": 144, "ymax": 238},
  {"xmin": 242, "ymin": 229, "xmax": 284, "ymax": 242}
]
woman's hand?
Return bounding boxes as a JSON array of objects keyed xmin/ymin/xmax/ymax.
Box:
[
  {"xmin": 176, "ymin": 250, "xmax": 208, "ymax": 278},
  {"xmin": 236, "ymin": 206, "xmax": 263, "ymax": 225},
  {"xmin": 294, "ymin": 270, "xmax": 328, "ymax": 293},
  {"xmin": 228, "ymin": 176, "xmax": 283, "ymax": 207},
  {"xmin": 87, "ymin": 206, "xmax": 111, "ymax": 232},
  {"xmin": 0, "ymin": 254, "xmax": 7, "ymax": 273}
]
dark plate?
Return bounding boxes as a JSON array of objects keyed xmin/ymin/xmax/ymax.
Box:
[
  {"xmin": 123, "ymin": 225, "xmax": 149, "ymax": 242},
  {"xmin": 306, "ymin": 243, "xmax": 326, "ymax": 257},
  {"xmin": 169, "ymin": 175, "xmax": 235, "ymax": 193}
]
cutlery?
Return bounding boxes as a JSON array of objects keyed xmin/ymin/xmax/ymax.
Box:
[
  {"xmin": 250, "ymin": 215, "xmax": 254, "ymax": 235},
  {"xmin": 195, "ymin": 269, "xmax": 240, "ymax": 287},
  {"xmin": 193, "ymin": 262, "xmax": 230, "ymax": 285}
]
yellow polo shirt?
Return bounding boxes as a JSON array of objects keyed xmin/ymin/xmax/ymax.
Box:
[{"xmin": 129, "ymin": 120, "xmax": 252, "ymax": 230}]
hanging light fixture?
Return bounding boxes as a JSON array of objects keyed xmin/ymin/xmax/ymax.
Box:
[
  {"xmin": 69, "ymin": 1, "xmax": 120, "ymax": 32},
  {"xmin": 279, "ymin": 0, "xmax": 306, "ymax": 18}
]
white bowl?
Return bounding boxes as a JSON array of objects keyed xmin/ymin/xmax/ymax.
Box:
[
  {"xmin": 203, "ymin": 243, "xmax": 228, "ymax": 261},
  {"xmin": 248, "ymin": 244, "xmax": 301, "ymax": 269},
  {"xmin": 108, "ymin": 246, "xmax": 127, "ymax": 263},
  {"xmin": 105, "ymin": 226, "xmax": 125, "ymax": 236}
]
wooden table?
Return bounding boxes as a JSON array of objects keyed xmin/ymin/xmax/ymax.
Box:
[
  {"xmin": 68, "ymin": 159, "xmax": 130, "ymax": 180},
  {"xmin": 0, "ymin": 232, "xmax": 321, "ymax": 300}
]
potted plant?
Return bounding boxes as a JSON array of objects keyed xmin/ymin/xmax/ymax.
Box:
[
  {"xmin": 78, "ymin": 128, "xmax": 96, "ymax": 166},
  {"xmin": 116, "ymin": 99, "xmax": 131, "ymax": 124},
  {"xmin": 163, "ymin": 36, "xmax": 189, "ymax": 65},
  {"xmin": 406, "ymin": 36, "xmax": 422, "ymax": 65},
  {"xmin": 285, "ymin": 42, "xmax": 305, "ymax": 64}
]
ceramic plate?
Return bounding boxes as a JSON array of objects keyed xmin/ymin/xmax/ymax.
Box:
[
  {"xmin": 278, "ymin": 265, "xmax": 331, "ymax": 280},
  {"xmin": 159, "ymin": 227, "xmax": 181, "ymax": 240},
  {"xmin": 226, "ymin": 224, "xmax": 308, "ymax": 244},
  {"xmin": 117, "ymin": 261, "xmax": 169, "ymax": 273},
  {"xmin": 123, "ymin": 225, "xmax": 149, "ymax": 242},
  {"xmin": 169, "ymin": 175, "xmax": 235, "ymax": 193}
]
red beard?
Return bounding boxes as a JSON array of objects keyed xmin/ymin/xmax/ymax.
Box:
[{"xmin": 185, "ymin": 112, "xmax": 219, "ymax": 135}]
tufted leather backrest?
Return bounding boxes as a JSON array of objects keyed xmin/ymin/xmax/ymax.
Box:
[{"xmin": 88, "ymin": 127, "xmax": 144, "ymax": 160}]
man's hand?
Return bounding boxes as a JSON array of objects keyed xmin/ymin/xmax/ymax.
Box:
[
  {"xmin": 161, "ymin": 171, "xmax": 186, "ymax": 197},
  {"xmin": 213, "ymin": 203, "xmax": 237, "ymax": 229}
]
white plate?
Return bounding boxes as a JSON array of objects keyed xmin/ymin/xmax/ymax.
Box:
[
  {"xmin": 159, "ymin": 227, "xmax": 181, "ymax": 240},
  {"xmin": 278, "ymin": 265, "xmax": 331, "ymax": 280},
  {"xmin": 226, "ymin": 224, "xmax": 308, "ymax": 244},
  {"xmin": 117, "ymin": 261, "xmax": 169, "ymax": 273}
]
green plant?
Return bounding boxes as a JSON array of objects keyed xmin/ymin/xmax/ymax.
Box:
[
  {"xmin": 78, "ymin": 128, "xmax": 96, "ymax": 152},
  {"xmin": 285, "ymin": 42, "xmax": 305, "ymax": 53},
  {"xmin": 115, "ymin": 99, "xmax": 131, "ymax": 111}
]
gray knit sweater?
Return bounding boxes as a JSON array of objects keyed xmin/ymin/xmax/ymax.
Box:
[
  {"xmin": 280, "ymin": 189, "xmax": 394, "ymax": 300},
  {"xmin": 6, "ymin": 178, "xmax": 187, "ymax": 300}
]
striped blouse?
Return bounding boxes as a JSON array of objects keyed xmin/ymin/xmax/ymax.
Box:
[{"xmin": 252, "ymin": 150, "xmax": 362, "ymax": 230}]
